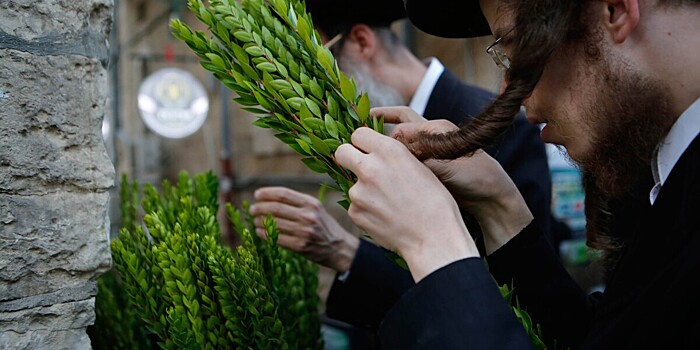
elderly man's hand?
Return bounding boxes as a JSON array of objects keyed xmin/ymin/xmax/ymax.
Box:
[{"xmin": 249, "ymin": 187, "xmax": 360, "ymax": 272}]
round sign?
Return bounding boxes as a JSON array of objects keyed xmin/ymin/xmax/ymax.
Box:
[{"xmin": 137, "ymin": 68, "xmax": 209, "ymax": 139}]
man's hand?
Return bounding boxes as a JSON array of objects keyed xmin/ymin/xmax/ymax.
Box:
[
  {"xmin": 335, "ymin": 127, "xmax": 479, "ymax": 282},
  {"xmin": 424, "ymin": 153, "xmax": 533, "ymax": 254},
  {"xmin": 372, "ymin": 106, "xmax": 534, "ymax": 255},
  {"xmin": 249, "ymin": 187, "xmax": 360, "ymax": 272}
]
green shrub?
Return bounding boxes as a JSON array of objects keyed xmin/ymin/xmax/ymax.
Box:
[{"xmin": 101, "ymin": 172, "xmax": 322, "ymax": 349}]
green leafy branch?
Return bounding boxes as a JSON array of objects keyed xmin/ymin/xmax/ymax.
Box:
[{"xmin": 171, "ymin": 0, "xmax": 384, "ymax": 209}]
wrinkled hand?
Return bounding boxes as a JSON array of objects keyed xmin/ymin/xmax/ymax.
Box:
[
  {"xmin": 335, "ymin": 127, "xmax": 479, "ymax": 282},
  {"xmin": 249, "ymin": 187, "xmax": 359, "ymax": 272}
]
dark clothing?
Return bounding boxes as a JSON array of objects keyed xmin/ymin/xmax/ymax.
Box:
[
  {"xmin": 377, "ymin": 132, "xmax": 700, "ymax": 348},
  {"xmin": 326, "ymin": 69, "xmax": 553, "ymax": 335}
]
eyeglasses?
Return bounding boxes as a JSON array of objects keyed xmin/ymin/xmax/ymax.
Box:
[{"xmin": 486, "ymin": 28, "xmax": 514, "ymax": 70}]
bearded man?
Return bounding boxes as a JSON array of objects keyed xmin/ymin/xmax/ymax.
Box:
[{"xmin": 330, "ymin": 0, "xmax": 700, "ymax": 348}]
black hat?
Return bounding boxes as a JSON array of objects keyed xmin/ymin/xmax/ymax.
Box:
[
  {"xmin": 305, "ymin": 0, "xmax": 407, "ymax": 38},
  {"xmin": 403, "ymin": 0, "xmax": 491, "ymax": 38}
]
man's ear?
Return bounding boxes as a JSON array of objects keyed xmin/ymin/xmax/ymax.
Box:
[
  {"xmin": 602, "ymin": 0, "xmax": 640, "ymax": 43},
  {"xmin": 347, "ymin": 24, "xmax": 377, "ymax": 60}
]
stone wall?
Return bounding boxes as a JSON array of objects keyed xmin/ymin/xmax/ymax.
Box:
[{"xmin": 0, "ymin": 1, "xmax": 115, "ymax": 349}]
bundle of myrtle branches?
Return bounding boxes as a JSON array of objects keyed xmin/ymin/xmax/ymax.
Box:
[
  {"xmin": 170, "ymin": 0, "xmax": 552, "ymax": 348},
  {"xmin": 171, "ymin": 0, "xmax": 383, "ymax": 209},
  {"xmin": 109, "ymin": 172, "xmax": 322, "ymax": 349}
]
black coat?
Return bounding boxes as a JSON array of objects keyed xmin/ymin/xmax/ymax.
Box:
[
  {"xmin": 325, "ymin": 69, "xmax": 552, "ymax": 331},
  {"xmin": 377, "ymin": 132, "xmax": 700, "ymax": 349}
]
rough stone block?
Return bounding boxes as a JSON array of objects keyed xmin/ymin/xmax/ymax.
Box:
[
  {"xmin": 0, "ymin": 192, "xmax": 112, "ymax": 303},
  {"xmin": 0, "ymin": 299, "xmax": 94, "ymax": 350},
  {"xmin": 0, "ymin": 51, "xmax": 115, "ymax": 195}
]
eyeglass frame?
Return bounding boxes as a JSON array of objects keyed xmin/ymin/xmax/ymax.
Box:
[{"xmin": 486, "ymin": 27, "xmax": 515, "ymax": 70}]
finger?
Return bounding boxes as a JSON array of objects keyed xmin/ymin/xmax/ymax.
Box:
[
  {"xmin": 371, "ymin": 106, "xmax": 426, "ymax": 124},
  {"xmin": 390, "ymin": 120, "xmax": 459, "ymax": 143},
  {"xmin": 253, "ymin": 186, "xmax": 315, "ymax": 207},
  {"xmin": 276, "ymin": 235, "xmax": 308, "ymax": 253},
  {"xmin": 389, "ymin": 122, "xmax": 426, "ymax": 142},
  {"xmin": 350, "ymin": 127, "xmax": 403, "ymax": 154},
  {"xmin": 249, "ymin": 201, "xmax": 302, "ymax": 221},
  {"xmin": 335, "ymin": 143, "xmax": 367, "ymax": 174},
  {"xmin": 255, "ymin": 228, "xmax": 306, "ymax": 252},
  {"xmin": 255, "ymin": 220, "xmax": 306, "ymax": 241},
  {"xmin": 269, "ymin": 217, "xmax": 310, "ymax": 238}
]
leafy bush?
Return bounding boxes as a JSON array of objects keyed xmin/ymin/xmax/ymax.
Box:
[{"xmin": 100, "ymin": 172, "xmax": 322, "ymax": 349}]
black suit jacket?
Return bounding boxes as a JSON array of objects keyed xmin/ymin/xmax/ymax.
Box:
[
  {"xmin": 378, "ymin": 132, "xmax": 700, "ymax": 349},
  {"xmin": 325, "ymin": 69, "xmax": 552, "ymax": 331}
]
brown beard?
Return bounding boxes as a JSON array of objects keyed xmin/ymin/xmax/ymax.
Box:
[
  {"xmin": 571, "ymin": 52, "xmax": 676, "ymax": 265},
  {"xmin": 573, "ymin": 57, "xmax": 675, "ymax": 200}
]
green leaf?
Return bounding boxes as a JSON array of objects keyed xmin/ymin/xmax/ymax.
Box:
[
  {"xmin": 301, "ymin": 157, "xmax": 329, "ymax": 173},
  {"xmin": 327, "ymin": 94, "xmax": 339, "ymax": 118},
  {"xmin": 230, "ymin": 42, "xmax": 249, "ymax": 63},
  {"xmin": 308, "ymin": 134, "xmax": 330, "ymax": 156},
  {"xmin": 296, "ymin": 12, "xmax": 310, "ymax": 39},
  {"xmin": 244, "ymin": 46, "xmax": 265, "ymax": 57},
  {"xmin": 303, "ymin": 118, "xmax": 325, "ymax": 131},
  {"xmin": 357, "ymin": 93, "xmax": 370, "ymax": 123},
  {"xmin": 323, "ymin": 139, "xmax": 341, "ymax": 151},
  {"xmin": 309, "ymin": 78, "xmax": 323, "ymax": 99},
  {"xmin": 339, "ymin": 73, "xmax": 356, "ymax": 103},
  {"xmin": 324, "ymin": 114, "xmax": 338, "ymax": 138},
  {"xmin": 279, "ymin": 88, "xmax": 298, "ymax": 99},
  {"xmin": 296, "ymin": 138, "xmax": 312, "ymax": 154},
  {"xmin": 290, "ymin": 80, "xmax": 305, "ymax": 97},
  {"xmin": 256, "ymin": 62, "xmax": 277, "ymax": 73},
  {"xmin": 244, "ymin": 107, "xmax": 270, "ymax": 115},
  {"xmin": 233, "ymin": 30, "xmax": 253, "ymax": 43},
  {"xmin": 316, "ymin": 45, "xmax": 334, "ymax": 76},
  {"xmin": 305, "ymin": 98, "xmax": 322, "ymax": 117},
  {"xmin": 286, "ymin": 97, "xmax": 305, "ymax": 110},
  {"xmin": 253, "ymin": 90, "xmax": 274, "ymax": 110},
  {"xmin": 270, "ymin": 79, "xmax": 292, "ymax": 91},
  {"xmin": 297, "ymin": 103, "xmax": 313, "ymax": 120}
]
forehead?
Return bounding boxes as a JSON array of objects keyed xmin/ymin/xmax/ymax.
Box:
[{"xmin": 478, "ymin": 0, "xmax": 515, "ymax": 38}]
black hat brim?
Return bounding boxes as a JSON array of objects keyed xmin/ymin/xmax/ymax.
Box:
[{"xmin": 404, "ymin": 0, "xmax": 491, "ymax": 38}]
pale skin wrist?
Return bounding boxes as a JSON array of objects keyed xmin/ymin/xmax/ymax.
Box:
[
  {"xmin": 471, "ymin": 191, "xmax": 533, "ymax": 255},
  {"xmin": 402, "ymin": 231, "xmax": 480, "ymax": 282}
]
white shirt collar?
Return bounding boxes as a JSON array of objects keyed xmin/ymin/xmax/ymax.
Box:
[
  {"xmin": 649, "ymin": 97, "xmax": 700, "ymax": 204},
  {"xmin": 408, "ymin": 57, "xmax": 445, "ymax": 115}
]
